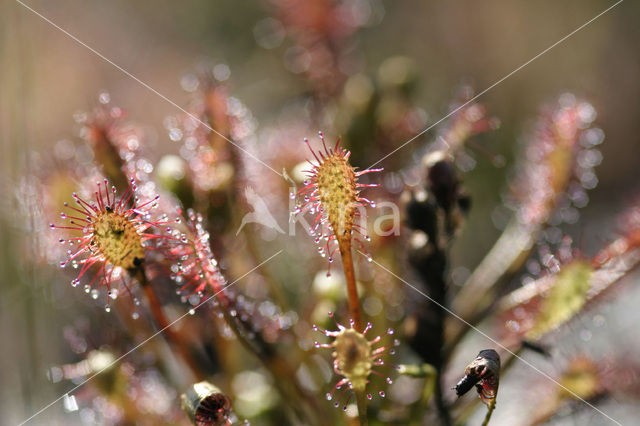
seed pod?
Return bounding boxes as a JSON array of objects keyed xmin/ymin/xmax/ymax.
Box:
[{"xmin": 181, "ymin": 381, "xmax": 232, "ymax": 426}]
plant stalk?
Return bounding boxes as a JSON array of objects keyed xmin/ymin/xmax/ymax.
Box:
[
  {"xmin": 339, "ymin": 241, "xmax": 362, "ymax": 330},
  {"xmin": 355, "ymin": 390, "xmax": 369, "ymax": 426},
  {"xmin": 482, "ymin": 400, "xmax": 496, "ymax": 426},
  {"xmin": 136, "ymin": 268, "xmax": 205, "ymax": 380},
  {"xmin": 209, "ymin": 281, "xmax": 326, "ymax": 425}
]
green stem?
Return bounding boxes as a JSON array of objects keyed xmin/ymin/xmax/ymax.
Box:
[
  {"xmin": 482, "ymin": 400, "xmax": 496, "ymax": 426},
  {"xmin": 355, "ymin": 390, "xmax": 369, "ymax": 426}
]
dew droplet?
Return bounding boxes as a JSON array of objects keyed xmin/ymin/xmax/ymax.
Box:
[
  {"xmin": 387, "ymin": 328, "xmax": 394, "ymax": 335},
  {"xmin": 98, "ymin": 91, "xmax": 110, "ymax": 104},
  {"xmin": 379, "ymin": 391, "xmax": 385, "ymax": 398},
  {"xmin": 326, "ymin": 393, "xmax": 332, "ymax": 401},
  {"xmin": 132, "ymin": 311, "xmax": 139, "ymax": 320},
  {"xmin": 71, "ymin": 278, "xmax": 80, "ymax": 287},
  {"xmin": 386, "ymin": 377, "xmax": 393, "ymax": 384},
  {"xmin": 104, "ymin": 305, "xmax": 111, "ymax": 313},
  {"xmin": 188, "ymin": 308, "xmax": 195, "ymax": 315}
]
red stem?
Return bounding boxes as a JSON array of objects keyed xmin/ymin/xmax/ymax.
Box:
[
  {"xmin": 137, "ymin": 269, "xmax": 205, "ymax": 380},
  {"xmin": 339, "ymin": 240, "xmax": 362, "ymax": 330}
]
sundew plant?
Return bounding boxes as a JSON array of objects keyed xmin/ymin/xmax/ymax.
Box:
[{"xmin": 3, "ymin": 1, "xmax": 640, "ymax": 425}]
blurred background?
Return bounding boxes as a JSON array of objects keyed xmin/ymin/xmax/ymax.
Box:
[{"xmin": 1, "ymin": 0, "xmax": 639, "ymax": 424}]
